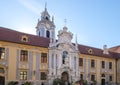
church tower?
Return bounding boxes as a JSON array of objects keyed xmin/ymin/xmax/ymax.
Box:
[{"xmin": 36, "ymin": 4, "xmax": 55, "ymax": 39}]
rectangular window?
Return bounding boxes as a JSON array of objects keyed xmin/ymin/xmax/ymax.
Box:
[
  {"xmin": 80, "ymin": 74, "xmax": 83, "ymax": 80},
  {"xmin": 40, "ymin": 72, "xmax": 47, "ymax": 80},
  {"xmin": 0, "ymin": 47, "xmax": 5, "ymax": 60},
  {"xmin": 0, "ymin": 68, "xmax": 4, "ymax": 73},
  {"xmin": 79, "ymin": 58, "xmax": 83, "ymax": 66},
  {"xmin": 20, "ymin": 71, "xmax": 27, "ymax": 80},
  {"xmin": 109, "ymin": 75, "xmax": 112, "ymax": 81},
  {"xmin": 109, "ymin": 62, "xmax": 112, "ymax": 69},
  {"xmin": 41, "ymin": 53, "xmax": 47, "ymax": 63},
  {"xmin": 91, "ymin": 74, "xmax": 95, "ymax": 81},
  {"xmin": 20, "ymin": 50, "xmax": 28, "ymax": 62},
  {"xmin": 102, "ymin": 61, "xmax": 105, "ymax": 68},
  {"xmin": 91, "ymin": 60, "xmax": 95, "ymax": 68}
]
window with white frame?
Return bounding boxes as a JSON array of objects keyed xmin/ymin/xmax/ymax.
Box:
[
  {"xmin": 20, "ymin": 71, "xmax": 27, "ymax": 80},
  {"xmin": 109, "ymin": 75, "xmax": 112, "ymax": 81},
  {"xmin": 0, "ymin": 47, "xmax": 5, "ymax": 60},
  {"xmin": 109, "ymin": 62, "xmax": 112, "ymax": 69},
  {"xmin": 40, "ymin": 72, "xmax": 47, "ymax": 80},
  {"xmin": 101, "ymin": 61, "xmax": 105, "ymax": 68},
  {"xmin": 91, "ymin": 59, "xmax": 95, "ymax": 68},
  {"xmin": 91, "ymin": 74, "xmax": 95, "ymax": 81},
  {"xmin": 20, "ymin": 50, "xmax": 28, "ymax": 62}
]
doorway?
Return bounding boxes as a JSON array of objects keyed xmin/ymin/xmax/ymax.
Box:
[
  {"xmin": 0, "ymin": 76, "xmax": 5, "ymax": 85},
  {"xmin": 61, "ymin": 72, "xmax": 69, "ymax": 81},
  {"xmin": 101, "ymin": 79, "xmax": 105, "ymax": 85}
]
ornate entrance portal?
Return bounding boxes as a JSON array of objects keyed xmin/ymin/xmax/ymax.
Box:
[
  {"xmin": 61, "ymin": 72, "xmax": 69, "ymax": 81},
  {"xmin": 0, "ymin": 76, "xmax": 5, "ymax": 85}
]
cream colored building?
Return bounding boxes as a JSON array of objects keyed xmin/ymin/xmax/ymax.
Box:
[{"xmin": 0, "ymin": 7, "xmax": 120, "ymax": 85}]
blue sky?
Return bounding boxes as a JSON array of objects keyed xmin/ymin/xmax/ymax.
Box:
[{"xmin": 0, "ymin": 0, "xmax": 120, "ymax": 49}]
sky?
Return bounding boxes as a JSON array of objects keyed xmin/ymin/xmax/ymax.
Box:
[{"xmin": 0, "ymin": 0, "xmax": 120, "ymax": 49}]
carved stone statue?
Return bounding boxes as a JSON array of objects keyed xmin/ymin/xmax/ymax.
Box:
[{"xmin": 65, "ymin": 56, "xmax": 69, "ymax": 65}]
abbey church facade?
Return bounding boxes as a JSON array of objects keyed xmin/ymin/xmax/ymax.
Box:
[{"xmin": 0, "ymin": 7, "xmax": 120, "ymax": 85}]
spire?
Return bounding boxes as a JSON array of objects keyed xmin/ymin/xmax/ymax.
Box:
[
  {"xmin": 45, "ymin": 2, "xmax": 47, "ymax": 11},
  {"xmin": 52, "ymin": 16, "xmax": 54, "ymax": 23},
  {"xmin": 75, "ymin": 34, "xmax": 78, "ymax": 50}
]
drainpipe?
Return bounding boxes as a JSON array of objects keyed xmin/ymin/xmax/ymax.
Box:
[{"xmin": 116, "ymin": 59, "xmax": 118, "ymax": 84}]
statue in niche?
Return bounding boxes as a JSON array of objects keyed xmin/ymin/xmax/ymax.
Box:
[
  {"xmin": 62, "ymin": 51, "xmax": 68, "ymax": 65},
  {"xmin": 65, "ymin": 55, "xmax": 69, "ymax": 65}
]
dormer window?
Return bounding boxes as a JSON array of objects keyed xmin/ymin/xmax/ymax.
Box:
[
  {"xmin": 88, "ymin": 49, "xmax": 93, "ymax": 54},
  {"xmin": 21, "ymin": 35, "xmax": 28, "ymax": 42}
]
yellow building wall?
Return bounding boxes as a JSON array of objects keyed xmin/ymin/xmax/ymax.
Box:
[
  {"xmin": 0, "ymin": 40, "xmax": 118, "ymax": 84},
  {"xmin": 8, "ymin": 46, "xmax": 16, "ymax": 80},
  {"xmin": 79, "ymin": 54, "xmax": 116, "ymax": 84},
  {"xmin": 117, "ymin": 59, "xmax": 120, "ymax": 83},
  {"xmin": 0, "ymin": 41, "xmax": 48, "ymax": 82}
]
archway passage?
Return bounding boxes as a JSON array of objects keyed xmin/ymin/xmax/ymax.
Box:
[
  {"xmin": 0, "ymin": 76, "xmax": 5, "ymax": 85},
  {"xmin": 61, "ymin": 72, "xmax": 69, "ymax": 82},
  {"xmin": 101, "ymin": 79, "xmax": 105, "ymax": 85}
]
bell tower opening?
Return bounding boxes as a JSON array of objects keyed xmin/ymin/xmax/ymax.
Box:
[
  {"xmin": 36, "ymin": 4, "xmax": 55, "ymax": 39},
  {"xmin": 46, "ymin": 30, "xmax": 50, "ymax": 38},
  {"xmin": 46, "ymin": 16, "xmax": 49, "ymax": 20}
]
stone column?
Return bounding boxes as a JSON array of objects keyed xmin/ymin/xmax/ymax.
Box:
[
  {"xmin": 16, "ymin": 49, "xmax": 19, "ymax": 80},
  {"xmin": 54, "ymin": 53, "xmax": 56, "ymax": 75},
  {"xmin": 84, "ymin": 59, "xmax": 86, "ymax": 80},
  {"xmin": 28, "ymin": 51, "xmax": 33, "ymax": 80},
  {"xmin": 69, "ymin": 53, "xmax": 72, "ymax": 68},
  {"xmin": 6, "ymin": 48, "xmax": 9, "ymax": 80},
  {"xmin": 88, "ymin": 59, "xmax": 91, "ymax": 84},
  {"xmin": 36, "ymin": 52, "xmax": 40, "ymax": 80},
  {"xmin": 44, "ymin": 28, "xmax": 46, "ymax": 37},
  {"xmin": 76, "ymin": 55, "xmax": 79, "ymax": 80},
  {"xmin": 58, "ymin": 52, "xmax": 62, "ymax": 69}
]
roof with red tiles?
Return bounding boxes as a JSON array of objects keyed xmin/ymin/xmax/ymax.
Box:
[
  {"xmin": 109, "ymin": 45, "xmax": 120, "ymax": 53},
  {"xmin": 0, "ymin": 27, "xmax": 50, "ymax": 48},
  {"xmin": 0, "ymin": 27, "xmax": 120, "ymax": 59},
  {"xmin": 78, "ymin": 44, "xmax": 120, "ymax": 59}
]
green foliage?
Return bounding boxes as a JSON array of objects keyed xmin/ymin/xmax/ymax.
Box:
[
  {"xmin": 53, "ymin": 78, "xmax": 65, "ymax": 85},
  {"xmin": 81, "ymin": 80, "xmax": 87, "ymax": 85},
  {"xmin": 8, "ymin": 81, "xmax": 14, "ymax": 85},
  {"xmin": 24, "ymin": 81, "xmax": 32, "ymax": 85},
  {"xmin": 75, "ymin": 79, "xmax": 87, "ymax": 85},
  {"xmin": 93, "ymin": 80, "xmax": 97, "ymax": 85}
]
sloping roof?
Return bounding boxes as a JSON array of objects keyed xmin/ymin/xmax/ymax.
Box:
[
  {"xmin": 0, "ymin": 27, "xmax": 120, "ymax": 59},
  {"xmin": 0, "ymin": 27, "xmax": 50, "ymax": 47},
  {"xmin": 78, "ymin": 44, "xmax": 120, "ymax": 59},
  {"xmin": 109, "ymin": 45, "xmax": 120, "ymax": 53}
]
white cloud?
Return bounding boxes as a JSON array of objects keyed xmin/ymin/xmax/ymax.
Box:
[{"xmin": 17, "ymin": 0, "xmax": 43, "ymax": 15}]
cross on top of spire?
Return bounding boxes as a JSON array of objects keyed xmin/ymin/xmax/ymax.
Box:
[
  {"xmin": 64, "ymin": 19, "xmax": 67, "ymax": 26},
  {"xmin": 45, "ymin": 2, "xmax": 47, "ymax": 11}
]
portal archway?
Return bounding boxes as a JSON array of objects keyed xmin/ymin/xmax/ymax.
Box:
[
  {"xmin": 61, "ymin": 72, "xmax": 69, "ymax": 81},
  {"xmin": 0, "ymin": 76, "xmax": 5, "ymax": 85},
  {"xmin": 0, "ymin": 67, "xmax": 5, "ymax": 85},
  {"xmin": 101, "ymin": 74, "xmax": 105, "ymax": 85}
]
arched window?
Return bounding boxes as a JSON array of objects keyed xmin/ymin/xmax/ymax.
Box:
[
  {"xmin": 46, "ymin": 30, "xmax": 50, "ymax": 38},
  {"xmin": 62, "ymin": 51, "xmax": 68, "ymax": 64},
  {"xmin": 39, "ymin": 31, "xmax": 40, "ymax": 36},
  {"xmin": 101, "ymin": 74, "xmax": 105, "ymax": 77}
]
